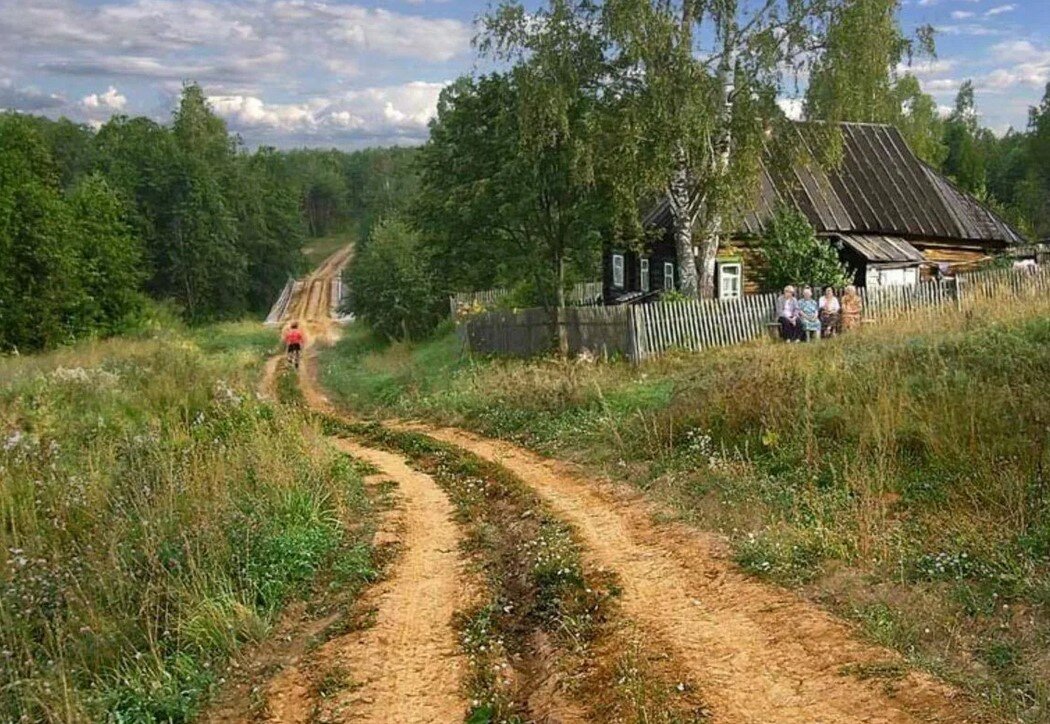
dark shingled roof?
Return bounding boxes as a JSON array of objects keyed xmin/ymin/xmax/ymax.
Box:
[
  {"xmin": 646, "ymin": 122, "xmax": 1025, "ymax": 247},
  {"xmin": 837, "ymin": 233, "xmax": 925, "ymax": 264}
]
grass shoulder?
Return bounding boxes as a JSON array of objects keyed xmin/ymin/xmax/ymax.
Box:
[{"xmin": 0, "ymin": 325, "xmax": 375, "ymax": 722}]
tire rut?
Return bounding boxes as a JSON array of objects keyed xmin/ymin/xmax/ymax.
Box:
[
  {"xmin": 308, "ymin": 438, "xmax": 469, "ymax": 723},
  {"xmin": 394, "ymin": 424, "xmax": 977, "ymax": 724}
]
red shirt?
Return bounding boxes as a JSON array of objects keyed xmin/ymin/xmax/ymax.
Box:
[{"xmin": 284, "ymin": 329, "xmax": 304, "ymax": 346}]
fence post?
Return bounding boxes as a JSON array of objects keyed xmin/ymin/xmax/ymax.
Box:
[{"xmin": 626, "ymin": 306, "xmax": 640, "ymax": 364}]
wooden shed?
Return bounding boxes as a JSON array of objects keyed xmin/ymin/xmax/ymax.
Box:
[{"xmin": 606, "ymin": 122, "xmax": 1026, "ymax": 302}]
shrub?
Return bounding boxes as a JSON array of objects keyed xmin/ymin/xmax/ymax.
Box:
[
  {"xmin": 344, "ymin": 216, "xmax": 447, "ymax": 341},
  {"xmin": 760, "ymin": 206, "xmax": 851, "ymax": 291}
]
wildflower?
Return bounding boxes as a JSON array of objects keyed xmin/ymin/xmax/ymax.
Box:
[{"xmin": 3, "ymin": 430, "xmax": 23, "ymax": 451}]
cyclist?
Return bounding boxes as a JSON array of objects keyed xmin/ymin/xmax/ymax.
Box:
[{"xmin": 283, "ymin": 322, "xmax": 304, "ymax": 368}]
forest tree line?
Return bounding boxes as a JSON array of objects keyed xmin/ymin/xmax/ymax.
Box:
[
  {"xmin": 346, "ymin": 0, "xmax": 1050, "ymax": 343},
  {"xmin": 0, "ymin": 84, "xmax": 415, "ymax": 352}
]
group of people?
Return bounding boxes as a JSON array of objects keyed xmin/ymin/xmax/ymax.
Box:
[{"xmin": 775, "ymin": 285, "xmax": 862, "ymax": 342}]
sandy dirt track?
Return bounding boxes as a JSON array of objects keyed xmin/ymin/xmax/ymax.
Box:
[
  {"xmin": 310, "ymin": 438, "xmax": 468, "ymax": 723},
  {"xmin": 221, "ymin": 245, "xmax": 469, "ymax": 723},
  {"xmin": 395, "ymin": 424, "xmax": 975, "ymax": 724}
]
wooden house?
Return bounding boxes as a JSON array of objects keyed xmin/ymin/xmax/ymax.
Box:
[{"xmin": 605, "ymin": 122, "xmax": 1025, "ymax": 302}]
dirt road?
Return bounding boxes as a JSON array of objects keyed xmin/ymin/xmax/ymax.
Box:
[
  {"xmin": 272, "ymin": 243, "xmax": 353, "ymax": 332},
  {"xmin": 247, "ymin": 247, "xmax": 976, "ymax": 723},
  {"xmin": 307, "ymin": 439, "xmax": 468, "ymax": 723},
  {"xmin": 223, "ymin": 248, "xmax": 469, "ymax": 723},
  {"xmin": 395, "ymin": 424, "xmax": 973, "ymax": 724}
]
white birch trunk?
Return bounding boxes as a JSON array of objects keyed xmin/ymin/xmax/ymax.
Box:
[
  {"xmin": 669, "ymin": 145, "xmax": 699, "ymax": 297},
  {"xmin": 697, "ymin": 21, "xmax": 737, "ymax": 299}
]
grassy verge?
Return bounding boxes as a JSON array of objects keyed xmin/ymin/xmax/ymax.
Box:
[
  {"xmin": 321, "ymin": 417, "xmax": 706, "ymax": 723},
  {"xmin": 318, "ymin": 298, "xmax": 1050, "ymax": 721},
  {"xmin": 0, "ymin": 330, "xmax": 374, "ymax": 722}
]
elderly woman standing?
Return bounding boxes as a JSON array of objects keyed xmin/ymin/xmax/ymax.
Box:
[
  {"xmin": 799, "ymin": 287, "xmax": 821, "ymax": 341},
  {"xmin": 819, "ymin": 287, "xmax": 841, "ymax": 338},
  {"xmin": 841, "ymin": 285, "xmax": 863, "ymax": 332},
  {"xmin": 775, "ymin": 285, "xmax": 802, "ymax": 342}
]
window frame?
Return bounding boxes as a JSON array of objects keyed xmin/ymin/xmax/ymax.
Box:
[
  {"xmin": 663, "ymin": 261, "xmax": 675, "ymax": 291},
  {"xmin": 717, "ymin": 261, "xmax": 743, "ymax": 300},
  {"xmin": 612, "ymin": 253, "xmax": 625, "ymax": 288},
  {"xmin": 640, "ymin": 257, "xmax": 650, "ymax": 293}
]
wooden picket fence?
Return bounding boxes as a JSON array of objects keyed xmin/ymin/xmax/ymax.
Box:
[
  {"xmin": 462, "ymin": 265, "xmax": 1050, "ymax": 362},
  {"xmin": 450, "ymin": 281, "xmax": 603, "ymax": 316},
  {"xmin": 958, "ymin": 265, "xmax": 1050, "ymax": 302},
  {"xmin": 629, "ymin": 293, "xmax": 778, "ymax": 360}
]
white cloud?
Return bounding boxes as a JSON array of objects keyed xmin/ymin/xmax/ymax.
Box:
[
  {"xmin": 923, "ymin": 78, "xmax": 961, "ymax": 92},
  {"xmin": 950, "ymin": 11, "xmax": 974, "ymax": 20},
  {"xmin": 979, "ymin": 40, "xmax": 1050, "ymax": 92},
  {"xmin": 898, "ymin": 58, "xmax": 957, "ymax": 78},
  {"xmin": 984, "ymin": 4, "xmax": 1016, "ymax": 16},
  {"xmin": 990, "ymin": 40, "xmax": 1049, "ymax": 65},
  {"xmin": 325, "ymin": 58, "xmax": 361, "ymax": 79},
  {"xmin": 0, "ymin": 79, "xmax": 65, "ymax": 110},
  {"xmin": 81, "ymin": 86, "xmax": 126, "ymax": 110},
  {"xmin": 2, "ymin": 0, "xmax": 471, "ymax": 81},
  {"xmin": 935, "ymin": 24, "xmax": 1004, "ymax": 37},
  {"xmin": 208, "ymin": 81, "xmax": 448, "ymax": 144}
]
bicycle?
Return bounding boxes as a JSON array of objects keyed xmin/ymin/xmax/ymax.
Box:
[{"xmin": 286, "ymin": 345, "xmax": 301, "ymax": 369}]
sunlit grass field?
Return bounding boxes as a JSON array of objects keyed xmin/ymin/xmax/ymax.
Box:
[
  {"xmin": 320, "ymin": 297, "xmax": 1050, "ymax": 720},
  {"xmin": 0, "ymin": 323, "xmax": 375, "ymax": 722}
]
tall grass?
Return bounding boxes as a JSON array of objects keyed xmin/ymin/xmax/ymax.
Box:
[
  {"xmin": 0, "ymin": 332, "xmax": 372, "ymax": 722},
  {"xmin": 320, "ymin": 297, "xmax": 1050, "ymax": 720}
]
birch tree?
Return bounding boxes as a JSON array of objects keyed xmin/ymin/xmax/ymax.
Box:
[
  {"xmin": 804, "ymin": 0, "xmax": 943, "ymax": 164},
  {"xmin": 602, "ymin": 0, "xmax": 847, "ymax": 298}
]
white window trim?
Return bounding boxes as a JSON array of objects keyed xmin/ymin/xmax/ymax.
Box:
[
  {"xmin": 718, "ymin": 262, "xmax": 742, "ymax": 300},
  {"xmin": 663, "ymin": 262, "xmax": 675, "ymax": 290},
  {"xmin": 640, "ymin": 257, "xmax": 650, "ymax": 293},
  {"xmin": 612, "ymin": 253, "xmax": 625, "ymax": 288}
]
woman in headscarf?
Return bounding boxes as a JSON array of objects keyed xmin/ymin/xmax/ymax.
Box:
[
  {"xmin": 775, "ymin": 285, "xmax": 801, "ymax": 342},
  {"xmin": 798, "ymin": 286, "xmax": 821, "ymax": 341},
  {"xmin": 840, "ymin": 285, "xmax": 863, "ymax": 332},
  {"xmin": 819, "ymin": 286, "xmax": 841, "ymax": 338}
]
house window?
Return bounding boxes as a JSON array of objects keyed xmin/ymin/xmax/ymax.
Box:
[
  {"xmin": 640, "ymin": 258, "xmax": 650, "ymax": 292},
  {"xmin": 612, "ymin": 254, "xmax": 625, "ymax": 288},
  {"xmin": 877, "ymin": 267, "xmax": 917, "ymax": 286},
  {"xmin": 663, "ymin": 262, "xmax": 675, "ymax": 290},
  {"xmin": 718, "ymin": 262, "xmax": 742, "ymax": 299}
]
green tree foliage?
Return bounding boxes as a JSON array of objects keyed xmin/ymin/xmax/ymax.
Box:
[
  {"xmin": 417, "ymin": 55, "xmax": 605, "ymax": 316},
  {"xmin": 760, "ymin": 207, "xmax": 851, "ymax": 291},
  {"xmin": 942, "ymin": 81, "xmax": 988, "ymax": 194},
  {"xmin": 598, "ymin": 0, "xmax": 851, "ymax": 298},
  {"xmin": 67, "ymin": 174, "xmax": 145, "ymax": 334},
  {"xmin": 282, "ymin": 146, "xmax": 420, "ymax": 239},
  {"xmin": 233, "ymin": 148, "xmax": 307, "ymax": 311},
  {"xmin": 95, "ymin": 84, "xmax": 306, "ymax": 322},
  {"xmin": 416, "ymin": 75, "xmax": 520, "ymax": 296},
  {"xmin": 891, "ymin": 75, "xmax": 947, "ymax": 167},
  {"xmin": 0, "ymin": 115, "xmax": 83, "ymax": 351},
  {"xmin": 2, "ymin": 84, "xmax": 424, "ymax": 346},
  {"xmin": 1021, "ymin": 83, "xmax": 1050, "ymax": 236},
  {"xmin": 0, "ymin": 115, "xmax": 143, "ymax": 351},
  {"xmin": 804, "ymin": 0, "xmax": 945, "ymax": 165},
  {"xmin": 345, "ymin": 147, "xmax": 420, "ymax": 238},
  {"xmin": 344, "ymin": 217, "xmax": 445, "ymax": 341}
]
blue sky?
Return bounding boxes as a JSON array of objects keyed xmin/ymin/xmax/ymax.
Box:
[{"xmin": 1, "ymin": 0, "xmax": 1047, "ymax": 148}]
